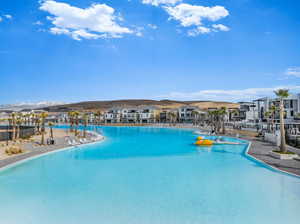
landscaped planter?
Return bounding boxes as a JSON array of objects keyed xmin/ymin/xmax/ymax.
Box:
[{"xmin": 269, "ymin": 151, "xmax": 298, "ymax": 160}]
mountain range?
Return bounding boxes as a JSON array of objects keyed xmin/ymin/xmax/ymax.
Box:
[{"xmin": 40, "ymin": 100, "xmax": 239, "ymax": 112}]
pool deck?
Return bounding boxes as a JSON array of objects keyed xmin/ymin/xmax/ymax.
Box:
[
  {"xmin": 0, "ymin": 128, "xmax": 104, "ymax": 170},
  {"xmin": 243, "ymin": 136, "xmax": 300, "ymax": 176}
]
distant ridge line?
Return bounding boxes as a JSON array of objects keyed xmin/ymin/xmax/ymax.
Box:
[{"xmin": 39, "ymin": 99, "xmax": 239, "ymax": 112}]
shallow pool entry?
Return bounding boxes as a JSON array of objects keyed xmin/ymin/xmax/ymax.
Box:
[{"xmin": 0, "ymin": 126, "xmax": 299, "ymax": 224}]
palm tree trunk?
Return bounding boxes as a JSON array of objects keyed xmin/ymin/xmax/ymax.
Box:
[
  {"xmin": 41, "ymin": 132, "xmax": 45, "ymax": 145},
  {"xmin": 222, "ymin": 120, "xmax": 225, "ymax": 134},
  {"xmin": 41, "ymin": 120, "xmax": 45, "ymax": 145},
  {"xmin": 12, "ymin": 123, "xmax": 15, "ymax": 141},
  {"xmin": 279, "ymin": 99, "xmax": 287, "ymax": 152}
]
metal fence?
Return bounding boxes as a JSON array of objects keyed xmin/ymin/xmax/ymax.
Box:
[{"xmin": 0, "ymin": 126, "xmax": 35, "ymax": 141}]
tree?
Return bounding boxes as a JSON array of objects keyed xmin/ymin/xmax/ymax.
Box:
[
  {"xmin": 269, "ymin": 105, "xmax": 277, "ymax": 133},
  {"xmin": 264, "ymin": 111, "xmax": 272, "ymax": 133},
  {"xmin": 40, "ymin": 112, "xmax": 48, "ymax": 145},
  {"xmin": 15, "ymin": 115, "xmax": 23, "ymax": 139},
  {"xmin": 219, "ymin": 107, "xmax": 227, "ymax": 134},
  {"xmin": 10, "ymin": 112, "xmax": 17, "ymax": 141},
  {"xmin": 82, "ymin": 113, "xmax": 88, "ymax": 138},
  {"xmin": 73, "ymin": 111, "xmax": 80, "ymax": 136},
  {"xmin": 207, "ymin": 108, "xmax": 227, "ymax": 134},
  {"xmin": 191, "ymin": 111, "xmax": 199, "ymax": 126},
  {"xmin": 168, "ymin": 111, "xmax": 177, "ymax": 125},
  {"xmin": 208, "ymin": 110, "xmax": 219, "ymax": 133},
  {"xmin": 48, "ymin": 122, "xmax": 54, "ymax": 139},
  {"xmin": 94, "ymin": 111, "xmax": 103, "ymax": 124},
  {"xmin": 36, "ymin": 117, "xmax": 41, "ymax": 134},
  {"xmin": 231, "ymin": 109, "xmax": 239, "ymax": 129},
  {"xmin": 274, "ymin": 89, "xmax": 289, "ymax": 153},
  {"xmin": 68, "ymin": 111, "xmax": 75, "ymax": 132}
]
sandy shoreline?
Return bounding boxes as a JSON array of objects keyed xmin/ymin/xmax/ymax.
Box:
[{"xmin": 0, "ymin": 128, "xmax": 104, "ymax": 170}]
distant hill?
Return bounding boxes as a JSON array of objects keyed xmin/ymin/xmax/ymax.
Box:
[
  {"xmin": 41, "ymin": 99, "xmax": 239, "ymax": 112},
  {"xmin": 0, "ymin": 101, "xmax": 64, "ymax": 112}
]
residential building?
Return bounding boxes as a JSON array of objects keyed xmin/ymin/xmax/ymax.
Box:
[
  {"xmin": 105, "ymin": 108, "xmax": 122, "ymax": 123},
  {"xmin": 178, "ymin": 106, "xmax": 200, "ymax": 123},
  {"xmin": 104, "ymin": 106, "xmax": 159, "ymax": 124}
]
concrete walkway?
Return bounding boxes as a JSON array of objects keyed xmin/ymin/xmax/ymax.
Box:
[{"xmin": 242, "ymin": 136, "xmax": 300, "ymax": 176}]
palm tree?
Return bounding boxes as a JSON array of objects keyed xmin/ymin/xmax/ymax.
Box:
[
  {"xmin": 82, "ymin": 113, "xmax": 88, "ymax": 138},
  {"xmin": 168, "ymin": 111, "xmax": 177, "ymax": 125},
  {"xmin": 10, "ymin": 112, "xmax": 17, "ymax": 141},
  {"xmin": 208, "ymin": 110, "xmax": 218, "ymax": 133},
  {"xmin": 264, "ymin": 111, "xmax": 272, "ymax": 133},
  {"xmin": 191, "ymin": 111, "xmax": 199, "ymax": 126},
  {"xmin": 274, "ymin": 89, "xmax": 289, "ymax": 153},
  {"xmin": 219, "ymin": 107, "xmax": 227, "ymax": 134},
  {"xmin": 93, "ymin": 111, "xmax": 102, "ymax": 125},
  {"xmin": 73, "ymin": 111, "xmax": 80, "ymax": 136},
  {"xmin": 68, "ymin": 111, "xmax": 75, "ymax": 132},
  {"xmin": 29, "ymin": 112, "xmax": 35, "ymax": 126},
  {"xmin": 36, "ymin": 117, "xmax": 41, "ymax": 134},
  {"xmin": 15, "ymin": 116, "xmax": 23, "ymax": 139},
  {"xmin": 40, "ymin": 112, "xmax": 48, "ymax": 145},
  {"xmin": 269, "ymin": 105, "xmax": 277, "ymax": 133},
  {"xmin": 231, "ymin": 109, "xmax": 239, "ymax": 129},
  {"xmin": 48, "ymin": 122, "xmax": 54, "ymax": 139}
]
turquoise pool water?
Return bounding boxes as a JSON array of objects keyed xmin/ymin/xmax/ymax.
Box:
[{"xmin": 0, "ymin": 126, "xmax": 300, "ymax": 224}]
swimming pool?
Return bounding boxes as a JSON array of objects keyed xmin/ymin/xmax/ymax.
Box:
[{"xmin": 0, "ymin": 126, "xmax": 299, "ymax": 224}]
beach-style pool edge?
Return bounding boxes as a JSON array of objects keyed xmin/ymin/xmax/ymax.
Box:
[
  {"xmin": 0, "ymin": 126, "xmax": 299, "ymax": 179},
  {"xmin": 0, "ymin": 136, "xmax": 106, "ymax": 173}
]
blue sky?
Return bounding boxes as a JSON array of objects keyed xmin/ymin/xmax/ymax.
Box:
[{"xmin": 1, "ymin": 0, "xmax": 300, "ymax": 104}]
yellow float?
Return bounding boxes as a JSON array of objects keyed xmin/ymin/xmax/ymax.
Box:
[
  {"xmin": 196, "ymin": 136, "xmax": 204, "ymax": 140},
  {"xmin": 195, "ymin": 139, "xmax": 214, "ymax": 146}
]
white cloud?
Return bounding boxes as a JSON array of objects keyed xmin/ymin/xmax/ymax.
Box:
[
  {"xmin": 164, "ymin": 3, "xmax": 229, "ymax": 27},
  {"xmin": 188, "ymin": 26, "xmax": 211, "ymax": 36},
  {"xmin": 212, "ymin": 24, "xmax": 230, "ymax": 32},
  {"xmin": 164, "ymin": 3, "xmax": 229, "ymax": 36},
  {"xmin": 4, "ymin": 14, "xmax": 12, "ymax": 19},
  {"xmin": 148, "ymin": 24, "xmax": 158, "ymax": 29},
  {"xmin": 142, "ymin": 0, "xmax": 182, "ymax": 6},
  {"xmin": 0, "ymin": 14, "xmax": 13, "ymax": 22},
  {"xmin": 34, "ymin": 20, "xmax": 43, "ymax": 25},
  {"xmin": 39, "ymin": 0, "xmax": 134, "ymax": 40},
  {"xmin": 285, "ymin": 67, "xmax": 300, "ymax": 77},
  {"xmin": 50, "ymin": 27, "xmax": 104, "ymax": 40},
  {"xmin": 158, "ymin": 86, "xmax": 300, "ymax": 102}
]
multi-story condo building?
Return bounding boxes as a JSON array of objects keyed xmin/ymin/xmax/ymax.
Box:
[
  {"xmin": 104, "ymin": 106, "xmax": 159, "ymax": 124},
  {"xmin": 105, "ymin": 107, "xmax": 122, "ymax": 123},
  {"xmin": 239, "ymin": 93, "xmax": 300, "ymax": 124},
  {"xmin": 138, "ymin": 106, "xmax": 158, "ymax": 123},
  {"xmin": 237, "ymin": 102, "xmax": 257, "ymax": 122},
  {"xmin": 158, "ymin": 108, "xmax": 178, "ymax": 123},
  {"xmin": 178, "ymin": 106, "xmax": 200, "ymax": 123}
]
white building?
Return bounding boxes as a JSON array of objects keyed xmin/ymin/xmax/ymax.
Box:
[
  {"xmin": 104, "ymin": 106, "xmax": 159, "ymax": 124},
  {"xmin": 105, "ymin": 108, "xmax": 122, "ymax": 123},
  {"xmin": 240, "ymin": 93, "xmax": 300, "ymax": 124},
  {"xmin": 178, "ymin": 106, "xmax": 200, "ymax": 123}
]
